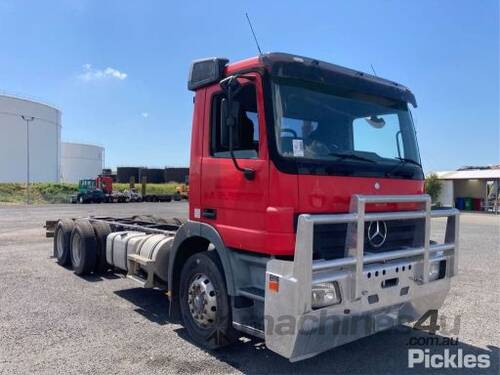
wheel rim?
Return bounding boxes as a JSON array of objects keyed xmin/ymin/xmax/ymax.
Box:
[
  {"xmin": 187, "ymin": 273, "xmax": 217, "ymax": 328},
  {"xmin": 56, "ymin": 228, "xmax": 65, "ymax": 258},
  {"xmin": 71, "ymin": 232, "xmax": 81, "ymax": 266}
]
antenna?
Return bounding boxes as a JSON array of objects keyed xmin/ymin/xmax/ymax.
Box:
[
  {"xmin": 370, "ymin": 64, "xmax": 377, "ymax": 76},
  {"xmin": 245, "ymin": 12, "xmax": 263, "ymax": 55}
]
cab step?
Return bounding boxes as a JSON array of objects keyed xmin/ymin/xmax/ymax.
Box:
[
  {"xmin": 232, "ymin": 321, "xmax": 264, "ymax": 339},
  {"xmin": 128, "ymin": 253, "xmax": 154, "ymax": 266},
  {"xmin": 238, "ymin": 287, "xmax": 265, "ymax": 302},
  {"xmin": 127, "ymin": 253, "xmax": 155, "ymax": 288}
]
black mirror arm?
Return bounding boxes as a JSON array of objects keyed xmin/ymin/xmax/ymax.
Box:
[
  {"xmin": 228, "ymin": 128, "xmax": 256, "ymax": 180},
  {"xmin": 226, "ymin": 77, "xmax": 255, "ymax": 181}
]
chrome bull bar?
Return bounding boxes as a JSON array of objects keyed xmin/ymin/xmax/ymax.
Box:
[
  {"xmin": 264, "ymin": 194, "xmax": 459, "ymax": 361},
  {"xmin": 292, "ymin": 194, "xmax": 459, "ymax": 307}
]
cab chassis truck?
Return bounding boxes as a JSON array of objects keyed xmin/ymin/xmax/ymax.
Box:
[{"xmin": 52, "ymin": 53, "xmax": 459, "ymax": 362}]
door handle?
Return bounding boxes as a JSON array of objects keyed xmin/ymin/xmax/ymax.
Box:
[{"xmin": 202, "ymin": 208, "xmax": 217, "ymax": 219}]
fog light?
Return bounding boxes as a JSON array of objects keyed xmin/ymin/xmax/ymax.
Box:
[
  {"xmin": 311, "ymin": 282, "xmax": 341, "ymax": 309},
  {"xmin": 429, "ymin": 261, "xmax": 443, "ymax": 281}
]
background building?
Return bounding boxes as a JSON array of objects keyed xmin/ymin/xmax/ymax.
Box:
[
  {"xmin": 164, "ymin": 167, "xmax": 189, "ymax": 183},
  {"xmin": 60, "ymin": 142, "xmax": 105, "ymax": 183},
  {"xmin": 115, "ymin": 166, "xmax": 189, "ymax": 183},
  {"xmin": 141, "ymin": 168, "xmax": 164, "ymax": 183},
  {"xmin": 435, "ymin": 166, "xmax": 500, "ymax": 213},
  {"xmin": 0, "ymin": 93, "xmax": 106, "ymax": 184},
  {"xmin": 116, "ymin": 167, "xmax": 141, "ymax": 183},
  {"xmin": 0, "ymin": 94, "xmax": 61, "ymax": 182}
]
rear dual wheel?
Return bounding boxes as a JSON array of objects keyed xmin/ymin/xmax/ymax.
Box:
[
  {"xmin": 55, "ymin": 219, "xmax": 110, "ymax": 275},
  {"xmin": 92, "ymin": 221, "xmax": 112, "ymax": 273},
  {"xmin": 70, "ymin": 220, "xmax": 97, "ymax": 275},
  {"xmin": 54, "ymin": 219, "xmax": 75, "ymax": 266}
]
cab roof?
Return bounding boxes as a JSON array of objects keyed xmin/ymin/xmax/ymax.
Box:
[{"xmin": 190, "ymin": 52, "xmax": 417, "ymax": 107}]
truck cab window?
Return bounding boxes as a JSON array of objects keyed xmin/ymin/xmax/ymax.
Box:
[
  {"xmin": 274, "ymin": 82, "xmax": 421, "ymax": 166},
  {"xmin": 353, "ymin": 113, "xmax": 401, "ymax": 159},
  {"xmin": 211, "ymin": 84, "xmax": 259, "ymax": 158}
]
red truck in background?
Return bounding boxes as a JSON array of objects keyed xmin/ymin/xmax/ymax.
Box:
[
  {"xmin": 71, "ymin": 175, "xmax": 129, "ymax": 203},
  {"xmin": 52, "ymin": 52, "xmax": 459, "ymax": 361},
  {"xmin": 72, "ymin": 175, "xmax": 173, "ymax": 203}
]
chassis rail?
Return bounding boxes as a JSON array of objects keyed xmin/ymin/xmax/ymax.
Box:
[{"xmin": 46, "ymin": 216, "xmax": 180, "ymax": 236}]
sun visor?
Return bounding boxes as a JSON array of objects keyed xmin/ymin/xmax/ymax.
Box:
[{"xmin": 261, "ymin": 53, "xmax": 417, "ymax": 107}]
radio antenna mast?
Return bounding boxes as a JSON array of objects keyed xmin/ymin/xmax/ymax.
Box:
[
  {"xmin": 245, "ymin": 12, "xmax": 263, "ymax": 55},
  {"xmin": 370, "ymin": 64, "xmax": 378, "ymax": 76}
]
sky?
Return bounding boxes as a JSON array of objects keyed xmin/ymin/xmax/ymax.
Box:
[{"xmin": 0, "ymin": 0, "xmax": 498, "ymax": 172}]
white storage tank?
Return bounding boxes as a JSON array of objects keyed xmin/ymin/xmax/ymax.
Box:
[
  {"xmin": 61, "ymin": 142, "xmax": 104, "ymax": 183},
  {"xmin": 0, "ymin": 94, "xmax": 61, "ymax": 182}
]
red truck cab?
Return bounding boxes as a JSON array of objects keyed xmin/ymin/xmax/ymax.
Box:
[
  {"xmin": 96, "ymin": 175, "xmax": 113, "ymax": 194},
  {"xmin": 188, "ymin": 53, "xmax": 424, "ymax": 257},
  {"xmin": 181, "ymin": 55, "xmax": 457, "ymax": 361}
]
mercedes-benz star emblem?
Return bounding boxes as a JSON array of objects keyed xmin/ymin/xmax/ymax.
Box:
[{"xmin": 367, "ymin": 221, "xmax": 388, "ymax": 248}]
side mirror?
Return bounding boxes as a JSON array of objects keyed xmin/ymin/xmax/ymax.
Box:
[
  {"xmin": 220, "ymin": 98, "xmax": 240, "ymax": 148},
  {"xmin": 218, "ymin": 75, "xmax": 255, "ymax": 181}
]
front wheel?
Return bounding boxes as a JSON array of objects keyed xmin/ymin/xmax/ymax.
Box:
[{"xmin": 179, "ymin": 251, "xmax": 237, "ymax": 349}]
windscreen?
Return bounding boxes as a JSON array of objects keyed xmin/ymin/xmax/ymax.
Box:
[{"xmin": 272, "ymin": 81, "xmax": 421, "ymax": 173}]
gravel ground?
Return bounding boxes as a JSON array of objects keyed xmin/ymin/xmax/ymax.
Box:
[{"xmin": 0, "ymin": 203, "xmax": 498, "ymax": 374}]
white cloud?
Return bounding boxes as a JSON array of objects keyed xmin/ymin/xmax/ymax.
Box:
[
  {"xmin": 104, "ymin": 67, "xmax": 127, "ymax": 80},
  {"xmin": 78, "ymin": 64, "xmax": 127, "ymax": 81},
  {"xmin": 141, "ymin": 112, "xmax": 149, "ymax": 118}
]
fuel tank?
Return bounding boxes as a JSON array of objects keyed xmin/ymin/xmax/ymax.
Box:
[{"xmin": 106, "ymin": 231, "xmax": 174, "ymax": 278}]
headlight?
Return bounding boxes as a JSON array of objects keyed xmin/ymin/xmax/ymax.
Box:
[
  {"xmin": 311, "ymin": 281, "xmax": 341, "ymax": 309},
  {"xmin": 429, "ymin": 260, "xmax": 445, "ymax": 281}
]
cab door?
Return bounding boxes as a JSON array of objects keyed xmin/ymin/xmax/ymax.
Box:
[{"xmin": 200, "ymin": 73, "xmax": 269, "ymax": 253}]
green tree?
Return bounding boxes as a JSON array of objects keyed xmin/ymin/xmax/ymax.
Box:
[{"xmin": 425, "ymin": 174, "xmax": 442, "ymax": 204}]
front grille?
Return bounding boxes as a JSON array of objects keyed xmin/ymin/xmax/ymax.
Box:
[{"xmin": 312, "ymin": 218, "xmax": 425, "ymax": 260}]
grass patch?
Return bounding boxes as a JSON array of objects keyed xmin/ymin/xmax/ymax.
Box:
[
  {"xmin": 0, "ymin": 183, "xmax": 26, "ymax": 203},
  {"xmin": 0, "ymin": 183, "xmax": 78, "ymax": 204},
  {"xmin": 0, "ymin": 182, "xmax": 181, "ymax": 204},
  {"xmin": 35, "ymin": 183, "xmax": 79, "ymax": 203}
]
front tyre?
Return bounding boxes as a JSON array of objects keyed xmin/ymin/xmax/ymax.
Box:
[{"xmin": 179, "ymin": 251, "xmax": 237, "ymax": 349}]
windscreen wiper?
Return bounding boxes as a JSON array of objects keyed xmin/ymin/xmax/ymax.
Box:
[
  {"xmin": 328, "ymin": 152, "xmax": 376, "ymax": 163},
  {"xmin": 393, "ymin": 157, "xmax": 422, "ymax": 167},
  {"xmin": 385, "ymin": 157, "xmax": 421, "ymax": 177}
]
